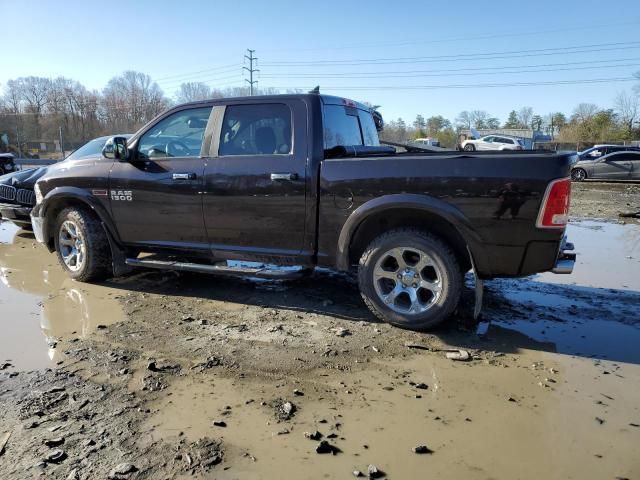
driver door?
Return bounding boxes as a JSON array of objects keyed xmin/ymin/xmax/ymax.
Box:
[{"xmin": 109, "ymin": 105, "xmax": 214, "ymax": 250}]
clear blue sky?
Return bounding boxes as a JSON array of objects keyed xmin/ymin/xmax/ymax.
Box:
[{"xmin": 2, "ymin": 0, "xmax": 640, "ymax": 124}]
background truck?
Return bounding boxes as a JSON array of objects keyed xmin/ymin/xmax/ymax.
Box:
[{"xmin": 30, "ymin": 93, "xmax": 575, "ymax": 331}]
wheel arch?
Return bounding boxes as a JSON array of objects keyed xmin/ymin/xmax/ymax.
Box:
[
  {"xmin": 40, "ymin": 187, "xmax": 120, "ymax": 252},
  {"xmin": 336, "ymin": 194, "xmax": 487, "ymax": 274}
]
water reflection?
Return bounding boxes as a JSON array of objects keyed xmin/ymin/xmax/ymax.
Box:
[{"xmin": 0, "ymin": 221, "xmax": 124, "ymax": 370}]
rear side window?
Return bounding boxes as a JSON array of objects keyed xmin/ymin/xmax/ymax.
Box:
[
  {"xmin": 323, "ymin": 105, "xmax": 379, "ymax": 149},
  {"xmin": 219, "ymin": 104, "xmax": 292, "ymax": 156}
]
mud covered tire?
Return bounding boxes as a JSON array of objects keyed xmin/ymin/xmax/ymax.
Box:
[
  {"xmin": 571, "ymin": 168, "xmax": 586, "ymax": 182},
  {"xmin": 54, "ymin": 207, "xmax": 112, "ymax": 282},
  {"xmin": 463, "ymin": 144, "xmax": 475, "ymax": 151},
  {"xmin": 358, "ymin": 229, "xmax": 462, "ymax": 331}
]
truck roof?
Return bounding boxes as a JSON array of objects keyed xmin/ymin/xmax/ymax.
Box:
[{"xmin": 175, "ymin": 93, "xmax": 371, "ymax": 112}]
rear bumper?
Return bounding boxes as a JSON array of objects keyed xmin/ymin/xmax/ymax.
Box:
[{"xmin": 551, "ymin": 237, "xmax": 575, "ymax": 274}]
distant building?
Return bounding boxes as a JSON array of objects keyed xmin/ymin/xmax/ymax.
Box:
[{"xmin": 459, "ymin": 128, "xmax": 551, "ymax": 149}]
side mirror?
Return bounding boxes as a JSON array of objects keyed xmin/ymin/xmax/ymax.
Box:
[{"xmin": 103, "ymin": 137, "xmax": 129, "ymax": 161}]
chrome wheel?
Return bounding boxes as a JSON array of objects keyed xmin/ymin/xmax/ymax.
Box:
[
  {"xmin": 571, "ymin": 169, "xmax": 586, "ymax": 181},
  {"xmin": 58, "ymin": 220, "xmax": 85, "ymax": 272},
  {"xmin": 372, "ymin": 246, "xmax": 443, "ymax": 315}
]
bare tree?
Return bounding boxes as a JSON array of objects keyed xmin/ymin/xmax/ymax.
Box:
[
  {"xmin": 614, "ymin": 90, "xmax": 639, "ymax": 131},
  {"xmin": 517, "ymin": 107, "xmax": 533, "ymax": 130},
  {"xmin": 176, "ymin": 82, "xmax": 212, "ymax": 103},
  {"xmin": 455, "ymin": 111, "xmax": 472, "ymax": 129},
  {"xmin": 469, "ymin": 110, "xmax": 489, "ymax": 128},
  {"xmin": 571, "ymin": 103, "xmax": 599, "ymax": 123},
  {"xmin": 100, "ymin": 71, "xmax": 169, "ymax": 132},
  {"xmin": 16, "ymin": 76, "xmax": 51, "ymax": 138}
]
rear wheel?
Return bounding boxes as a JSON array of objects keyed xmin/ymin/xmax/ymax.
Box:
[
  {"xmin": 358, "ymin": 229, "xmax": 462, "ymax": 331},
  {"xmin": 571, "ymin": 168, "xmax": 586, "ymax": 182},
  {"xmin": 54, "ymin": 207, "xmax": 112, "ymax": 282},
  {"xmin": 463, "ymin": 144, "xmax": 475, "ymax": 152}
]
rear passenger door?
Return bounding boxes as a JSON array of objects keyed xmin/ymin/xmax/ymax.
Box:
[{"xmin": 201, "ymin": 100, "xmax": 309, "ymax": 261}]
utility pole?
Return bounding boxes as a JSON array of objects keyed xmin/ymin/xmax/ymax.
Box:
[
  {"xmin": 59, "ymin": 126, "xmax": 65, "ymax": 159},
  {"xmin": 15, "ymin": 120, "xmax": 22, "ymax": 158},
  {"xmin": 243, "ymin": 49, "xmax": 259, "ymax": 96}
]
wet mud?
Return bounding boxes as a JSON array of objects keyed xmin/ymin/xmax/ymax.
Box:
[{"xmin": 1, "ymin": 182, "xmax": 639, "ymax": 479}]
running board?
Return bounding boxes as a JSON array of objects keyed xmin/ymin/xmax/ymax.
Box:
[{"xmin": 124, "ymin": 258, "xmax": 309, "ymax": 279}]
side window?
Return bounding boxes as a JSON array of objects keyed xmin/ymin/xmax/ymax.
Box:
[
  {"xmin": 138, "ymin": 107, "xmax": 212, "ymax": 160},
  {"xmin": 219, "ymin": 103, "xmax": 292, "ymax": 156},
  {"xmin": 483, "ymin": 136, "xmax": 494, "ymax": 143},
  {"xmin": 357, "ymin": 110, "xmax": 380, "ymax": 147},
  {"xmin": 323, "ymin": 105, "xmax": 363, "ymax": 149},
  {"xmin": 503, "ymin": 138, "xmax": 514, "ymax": 144}
]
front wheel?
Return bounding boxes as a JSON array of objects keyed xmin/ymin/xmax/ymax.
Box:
[
  {"xmin": 571, "ymin": 168, "xmax": 586, "ymax": 182},
  {"xmin": 54, "ymin": 207, "xmax": 112, "ymax": 282},
  {"xmin": 358, "ymin": 229, "xmax": 462, "ymax": 331},
  {"xmin": 463, "ymin": 144, "xmax": 475, "ymax": 152}
]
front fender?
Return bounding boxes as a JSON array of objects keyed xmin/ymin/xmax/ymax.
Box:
[
  {"xmin": 336, "ymin": 193, "xmax": 487, "ymax": 272},
  {"xmin": 38, "ymin": 186, "xmax": 121, "ymax": 247}
]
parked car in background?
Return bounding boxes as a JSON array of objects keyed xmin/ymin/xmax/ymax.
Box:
[
  {"xmin": 571, "ymin": 150, "xmax": 640, "ymax": 181},
  {"xmin": 577, "ymin": 144, "xmax": 640, "ymax": 160},
  {"xmin": 0, "ymin": 135, "xmax": 131, "ymax": 228},
  {"xmin": 0, "ymin": 153, "xmax": 16, "ymax": 175},
  {"xmin": 411, "ymin": 138, "xmax": 440, "ymax": 147},
  {"xmin": 461, "ymin": 135, "xmax": 524, "ymax": 151}
]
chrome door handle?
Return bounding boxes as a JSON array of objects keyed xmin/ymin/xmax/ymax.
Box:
[
  {"xmin": 172, "ymin": 173, "xmax": 196, "ymax": 180},
  {"xmin": 270, "ymin": 172, "xmax": 298, "ymax": 181}
]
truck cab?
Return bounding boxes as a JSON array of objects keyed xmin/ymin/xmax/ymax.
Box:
[{"xmin": 30, "ymin": 93, "xmax": 574, "ymax": 331}]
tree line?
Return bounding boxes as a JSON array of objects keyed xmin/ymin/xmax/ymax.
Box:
[
  {"xmin": 380, "ymin": 76, "xmax": 640, "ymax": 149},
  {"xmin": 2, "ymin": 70, "xmax": 639, "ymax": 154},
  {"xmin": 0, "ymin": 72, "xmax": 289, "ymax": 154}
]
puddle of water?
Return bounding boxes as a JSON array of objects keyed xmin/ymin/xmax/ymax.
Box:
[
  {"xmin": 144, "ymin": 354, "xmax": 640, "ymax": 480},
  {"xmin": 536, "ymin": 220, "xmax": 640, "ymax": 291},
  {"xmin": 485, "ymin": 220, "xmax": 640, "ymax": 364},
  {"xmin": 0, "ymin": 220, "xmax": 126, "ymax": 370}
]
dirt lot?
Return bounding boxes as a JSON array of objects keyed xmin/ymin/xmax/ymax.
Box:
[{"xmin": 1, "ymin": 182, "xmax": 639, "ymax": 479}]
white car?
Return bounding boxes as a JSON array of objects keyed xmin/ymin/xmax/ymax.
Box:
[
  {"xmin": 412, "ymin": 137, "xmax": 440, "ymax": 147},
  {"xmin": 461, "ymin": 135, "xmax": 524, "ymax": 151}
]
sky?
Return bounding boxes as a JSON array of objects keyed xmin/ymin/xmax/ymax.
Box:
[{"xmin": 2, "ymin": 0, "xmax": 640, "ymax": 125}]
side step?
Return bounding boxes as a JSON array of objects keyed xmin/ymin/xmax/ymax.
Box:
[{"xmin": 124, "ymin": 258, "xmax": 310, "ymax": 280}]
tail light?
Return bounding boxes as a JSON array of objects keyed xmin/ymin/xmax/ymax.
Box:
[{"xmin": 536, "ymin": 177, "xmax": 571, "ymax": 229}]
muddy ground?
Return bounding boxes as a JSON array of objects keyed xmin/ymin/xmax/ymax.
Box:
[{"xmin": 1, "ymin": 182, "xmax": 639, "ymax": 480}]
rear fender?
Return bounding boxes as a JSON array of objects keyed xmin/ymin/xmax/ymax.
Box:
[{"xmin": 336, "ymin": 193, "xmax": 488, "ymax": 273}]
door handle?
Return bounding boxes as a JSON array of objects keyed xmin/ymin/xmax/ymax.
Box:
[
  {"xmin": 172, "ymin": 172, "xmax": 197, "ymax": 180},
  {"xmin": 270, "ymin": 172, "xmax": 298, "ymax": 181}
]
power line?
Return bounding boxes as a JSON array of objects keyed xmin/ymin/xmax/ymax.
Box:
[
  {"xmin": 259, "ymin": 57, "xmax": 640, "ymax": 78},
  {"xmin": 260, "ymin": 20, "xmax": 640, "ymax": 53},
  {"xmin": 263, "ymin": 63, "xmax": 640, "ymax": 79},
  {"xmin": 243, "ymin": 49, "xmax": 259, "ymax": 96},
  {"xmin": 154, "ymin": 63, "xmax": 241, "ymax": 82},
  {"xmin": 262, "ymin": 41, "xmax": 640, "ymax": 67},
  {"xmin": 264, "ymin": 76, "xmax": 637, "ymax": 91}
]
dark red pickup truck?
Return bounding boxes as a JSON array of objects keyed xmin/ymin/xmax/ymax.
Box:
[{"xmin": 29, "ymin": 93, "xmax": 575, "ymax": 330}]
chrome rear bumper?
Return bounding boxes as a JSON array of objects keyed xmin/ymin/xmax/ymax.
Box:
[{"xmin": 551, "ymin": 237, "xmax": 575, "ymax": 274}]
